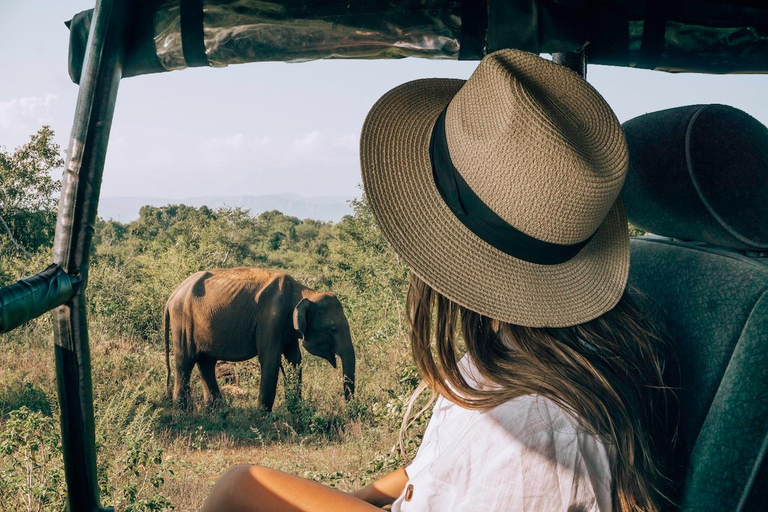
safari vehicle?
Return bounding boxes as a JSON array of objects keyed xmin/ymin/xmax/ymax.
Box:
[{"xmin": 0, "ymin": 0, "xmax": 766, "ymax": 510}]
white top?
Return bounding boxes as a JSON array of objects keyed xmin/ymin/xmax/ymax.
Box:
[{"xmin": 391, "ymin": 356, "xmax": 614, "ymax": 512}]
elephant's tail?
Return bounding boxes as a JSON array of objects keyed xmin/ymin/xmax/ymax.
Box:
[{"xmin": 164, "ymin": 304, "xmax": 171, "ymax": 400}]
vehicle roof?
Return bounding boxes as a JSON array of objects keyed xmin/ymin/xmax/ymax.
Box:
[{"xmin": 66, "ymin": 0, "xmax": 768, "ymax": 84}]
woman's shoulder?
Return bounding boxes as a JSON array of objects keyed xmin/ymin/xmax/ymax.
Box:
[
  {"xmin": 456, "ymin": 355, "xmax": 600, "ymax": 442},
  {"xmin": 486, "ymin": 394, "xmax": 587, "ymax": 440}
]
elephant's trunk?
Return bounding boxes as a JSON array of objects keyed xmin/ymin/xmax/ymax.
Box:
[
  {"xmin": 336, "ymin": 334, "xmax": 355, "ymax": 401},
  {"xmin": 342, "ymin": 350, "xmax": 355, "ymax": 401}
]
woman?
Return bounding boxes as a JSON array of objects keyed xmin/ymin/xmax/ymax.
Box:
[{"xmin": 202, "ymin": 49, "xmax": 678, "ymax": 512}]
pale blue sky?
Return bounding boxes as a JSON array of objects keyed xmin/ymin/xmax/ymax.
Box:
[{"xmin": 2, "ymin": 1, "xmax": 767, "ymax": 199}]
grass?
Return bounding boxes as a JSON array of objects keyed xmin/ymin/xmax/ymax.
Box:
[{"xmin": 0, "ymin": 315, "xmax": 429, "ymax": 511}]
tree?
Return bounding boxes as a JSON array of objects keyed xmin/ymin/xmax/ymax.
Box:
[
  {"xmin": 332, "ymin": 194, "xmax": 409, "ymax": 337},
  {"xmin": 0, "ymin": 126, "xmax": 63, "ymax": 255}
]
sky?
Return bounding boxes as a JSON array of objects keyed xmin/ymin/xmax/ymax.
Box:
[{"xmin": 1, "ymin": 1, "xmax": 767, "ymax": 200}]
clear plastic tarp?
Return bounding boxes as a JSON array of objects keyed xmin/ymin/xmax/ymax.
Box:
[
  {"xmin": 67, "ymin": 0, "xmax": 768, "ymax": 83},
  {"xmin": 186, "ymin": 0, "xmax": 461, "ymax": 69}
]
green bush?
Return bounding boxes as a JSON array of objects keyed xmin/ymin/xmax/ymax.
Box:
[
  {"xmin": 95, "ymin": 383, "xmax": 174, "ymax": 511},
  {"xmin": 0, "ymin": 407, "xmax": 65, "ymax": 511},
  {"xmin": 0, "ymin": 381, "xmax": 52, "ymax": 417}
]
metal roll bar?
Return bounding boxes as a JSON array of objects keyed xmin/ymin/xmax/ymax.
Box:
[
  {"xmin": 0, "ymin": 0, "xmax": 129, "ymax": 509},
  {"xmin": 553, "ymin": 50, "xmax": 587, "ymax": 79},
  {"xmin": 52, "ymin": 0, "xmax": 131, "ymax": 507}
]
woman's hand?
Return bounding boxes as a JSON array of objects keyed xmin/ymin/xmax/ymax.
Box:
[{"xmin": 351, "ymin": 467, "xmax": 409, "ymax": 508}]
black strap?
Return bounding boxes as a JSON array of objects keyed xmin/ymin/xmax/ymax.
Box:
[
  {"xmin": 638, "ymin": 0, "xmax": 666, "ymax": 70},
  {"xmin": 180, "ymin": 0, "xmax": 208, "ymax": 68},
  {"xmin": 458, "ymin": 0, "xmax": 488, "ymax": 60},
  {"xmin": 429, "ymin": 109, "xmax": 594, "ymax": 265}
]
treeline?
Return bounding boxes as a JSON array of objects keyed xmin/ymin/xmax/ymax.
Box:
[
  {"xmin": 87, "ymin": 200, "xmax": 409, "ymax": 345},
  {"xmin": 4, "ymin": 201, "xmax": 408, "ymax": 351}
]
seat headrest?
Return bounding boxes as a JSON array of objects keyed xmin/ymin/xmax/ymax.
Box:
[{"xmin": 621, "ymin": 104, "xmax": 768, "ymax": 251}]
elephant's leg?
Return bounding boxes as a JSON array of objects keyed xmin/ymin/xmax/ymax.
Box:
[
  {"xmin": 283, "ymin": 342, "xmax": 302, "ymax": 403},
  {"xmin": 257, "ymin": 351, "xmax": 281, "ymax": 413},
  {"xmin": 173, "ymin": 353, "xmax": 195, "ymax": 411},
  {"xmin": 198, "ymin": 355, "xmax": 223, "ymax": 409}
]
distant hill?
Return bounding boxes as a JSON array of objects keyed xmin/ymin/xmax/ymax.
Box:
[{"xmin": 97, "ymin": 194, "xmax": 355, "ymax": 223}]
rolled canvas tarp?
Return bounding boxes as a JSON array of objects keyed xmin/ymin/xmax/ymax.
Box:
[{"xmin": 67, "ymin": 0, "xmax": 768, "ymax": 84}]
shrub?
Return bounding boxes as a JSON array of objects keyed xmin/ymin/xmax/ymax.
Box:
[
  {"xmin": 95, "ymin": 383, "xmax": 174, "ymax": 512},
  {"xmin": 0, "ymin": 407, "xmax": 65, "ymax": 511}
]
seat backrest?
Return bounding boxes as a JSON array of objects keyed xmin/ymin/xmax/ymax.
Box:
[{"xmin": 622, "ymin": 104, "xmax": 768, "ymax": 512}]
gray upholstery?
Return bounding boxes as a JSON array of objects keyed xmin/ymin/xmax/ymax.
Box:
[
  {"xmin": 624, "ymin": 103, "xmax": 768, "ymax": 511},
  {"xmin": 629, "ymin": 238, "xmax": 768, "ymax": 510}
]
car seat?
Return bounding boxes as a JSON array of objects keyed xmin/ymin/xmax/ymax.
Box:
[{"xmin": 621, "ymin": 104, "xmax": 768, "ymax": 511}]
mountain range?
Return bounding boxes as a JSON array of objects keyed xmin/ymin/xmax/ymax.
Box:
[{"xmin": 97, "ymin": 194, "xmax": 355, "ymax": 223}]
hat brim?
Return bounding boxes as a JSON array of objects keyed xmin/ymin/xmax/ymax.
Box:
[{"xmin": 361, "ymin": 78, "xmax": 629, "ymax": 328}]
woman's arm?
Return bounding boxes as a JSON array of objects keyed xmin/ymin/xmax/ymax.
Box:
[
  {"xmin": 202, "ymin": 465, "xmax": 384, "ymax": 512},
  {"xmin": 351, "ymin": 467, "xmax": 409, "ymax": 507}
]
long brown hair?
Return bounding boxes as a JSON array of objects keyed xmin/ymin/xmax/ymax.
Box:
[{"xmin": 406, "ymin": 274, "xmax": 679, "ymax": 512}]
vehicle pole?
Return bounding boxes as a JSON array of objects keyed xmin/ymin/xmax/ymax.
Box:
[
  {"xmin": 52, "ymin": 0, "xmax": 130, "ymax": 510},
  {"xmin": 553, "ymin": 50, "xmax": 587, "ymax": 78}
]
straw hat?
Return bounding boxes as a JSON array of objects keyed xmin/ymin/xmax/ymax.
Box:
[{"xmin": 360, "ymin": 49, "xmax": 629, "ymax": 328}]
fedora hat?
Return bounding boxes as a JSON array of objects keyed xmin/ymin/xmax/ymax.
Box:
[{"xmin": 360, "ymin": 49, "xmax": 629, "ymax": 328}]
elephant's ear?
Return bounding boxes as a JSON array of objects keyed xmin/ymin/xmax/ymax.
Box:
[{"xmin": 293, "ymin": 298, "xmax": 312, "ymax": 336}]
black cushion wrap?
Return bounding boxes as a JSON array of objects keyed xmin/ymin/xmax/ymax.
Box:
[
  {"xmin": 622, "ymin": 105, "xmax": 768, "ymax": 250},
  {"xmin": 0, "ymin": 265, "xmax": 80, "ymax": 334},
  {"xmin": 629, "ymin": 238, "xmax": 768, "ymax": 511},
  {"xmin": 180, "ymin": 0, "xmax": 208, "ymax": 68},
  {"xmin": 67, "ymin": 0, "xmax": 167, "ymax": 84}
]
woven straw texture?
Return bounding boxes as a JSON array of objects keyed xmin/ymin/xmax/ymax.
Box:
[{"xmin": 360, "ymin": 50, "xmax": 629, "ymax": 327}]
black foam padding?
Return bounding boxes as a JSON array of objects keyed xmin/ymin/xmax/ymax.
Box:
[
  {"xmin": 0, "ymin": 265, "xmax": 80, "ymax": 333},
  {"xmin": 622, "ymin": 104, "xmax": 768, "ymax": 250},
  {"xmin": 67, "ymin": 0, "xmax": 166, "ymax": 84}
]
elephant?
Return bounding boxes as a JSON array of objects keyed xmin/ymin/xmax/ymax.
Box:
[{"xmin": 164, "ymin": 267, "xmax": 355, "ymax": 412}]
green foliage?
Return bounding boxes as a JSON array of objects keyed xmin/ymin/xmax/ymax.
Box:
[
  {"xmin": 95, "ymin": 382, "xmax": 174, "ymax": 511},
  {"xmin": 0, "ymin": 379, "xmax": 174, "ymax": 511},
  {"xmin": 330, "ymin": 195, "xmax": 409, "ymax": 349},
  {"xmin": 629, "ymin": 224, "xmax": 648, "ymax": 237},
  {"xmin": 113, "ymin": 444, "xmax": 173, "ymax": 512},
  {"xmin": 0, "ymin": 126, "xmax": 63, "ymax": 262},
  {"xmin": 0, "ymin": 381, "xmax": 52, "ymax": 417},
  {"xmin": 303, "ymin": 469, "xmax": 351, "ymax": 488},
  {"xmin": 85, "ymin": 193, "xmax": 405, "ymax": 347},
  {"xmin": 0, "ymin": 407, "xmax": 65, "ymax": 511},
  {"xmin": 277, "ymin": 359, "xmax": 362, "ymax": 439}
]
